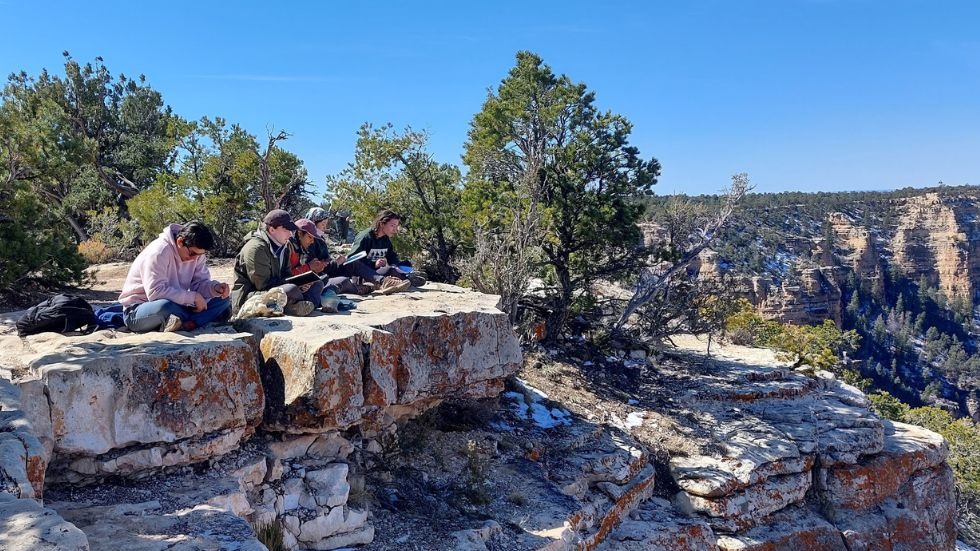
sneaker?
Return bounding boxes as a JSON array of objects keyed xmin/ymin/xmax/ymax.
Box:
[
  {"xmin": 321, "ymin": 299, "xmax": 339, "ymax": 314},
  {"xmin": 160, "ymin": 314, "xmax": 183, "ymax": 332},
  {"xmin": 378, "ymin": 276, "xmax": 411, "ymax": 295},
  {"xmin": 284, "ymin": 300, "xmax": 315, "ymax": 317},
  {"xmin": 407, "ymin": 273, "xmax": 427, "ymax": 287}
]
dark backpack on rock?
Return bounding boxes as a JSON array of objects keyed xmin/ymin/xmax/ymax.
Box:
[{"xmin": 16, "ymin": 294, "xmax": 98, "ymax": 337}]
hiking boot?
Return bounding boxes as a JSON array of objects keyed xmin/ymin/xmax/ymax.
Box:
[
  {"xmin": 407, "ymin": 273, "xmax": 427, "ymax": 287},
  {"xmin": 356, "ymin": 282, "xmax": 376, "ymax": 295},
  {"xmin": 160, "ymin": 314, "xmax": 183, "ymax": 332},
  {"xmin": 284, "ymin": 300, "xmax": 315, "ymax": 317},
  {"xmin": 378, "ymin": 276, "xmax": 411, "ymax": 295}
]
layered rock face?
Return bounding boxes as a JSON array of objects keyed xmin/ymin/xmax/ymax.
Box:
[
  {"xmin": 891, "ymin": 193, "xmax": 980, "ymax": 303},
  {"xmin": 0, "ymin": 354, "xmax": 88, "ymax": 550},
  {"xmin": 592, "ymin": 339, "xmax": 958, "ymax": 551},
  {"xmin": 746, "ymin": 267, "xmax": 843, "ymax": 326},
  {"xmin": 503, "ymin": 336, "xmax": 959, "ymax": 551},
  {"xmin": 828, "ymin": 211, "xmax": 884, "ymax": 286}
]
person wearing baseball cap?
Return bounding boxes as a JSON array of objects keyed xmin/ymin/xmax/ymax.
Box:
[{"xmin": 231, "ymin": 209, "xmax": 315, "ymax": 316}]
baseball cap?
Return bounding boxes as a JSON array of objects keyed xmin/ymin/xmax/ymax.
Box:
[{"xmin": 262, "ymin": 209, "xmax": 298, "ymax": 231}]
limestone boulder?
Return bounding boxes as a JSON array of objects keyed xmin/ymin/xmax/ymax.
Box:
[
  {"xmin": 814, "ymin": 420, "xmax": 957, "ymax": 550},
  {"xmin": 599, "ymin": 498, "xmax": 717, "ymax": 551},
  {"xmin": 0, "ymin": 377, "xmax": 47, "ymax": 498},
  {"xmin": 671, "ymin": 365, "xmax": 882, "ymax": 533},
  {"xmin": 677, "ymin": 471, "xmax": 812, "ymax": 533},
  {"xmin": 818, "ymin": 420, "xmax": 948, "ymax": 515},
  {"xmin": 833, "ymin": 464, "xmax": 956, "ymax": 551},
  {"xmin": 715, "ymin": 506, "xmax": 847, "ymax": 551},
  {"xmin": 7, "ymin": 328, "xmax": 264, "ymax": 481},
  {"xmin": 239, "ymin": 284, "xmax": 521, "ymax": 433}
]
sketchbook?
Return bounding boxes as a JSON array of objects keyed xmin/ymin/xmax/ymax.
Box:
[
  {"xmin": 342, "ymin": 251, "xmax": 368, "ymax": 265},
  {"xmin": 283, "ymin": 270, "xmax": 321, "ymax": 286}
]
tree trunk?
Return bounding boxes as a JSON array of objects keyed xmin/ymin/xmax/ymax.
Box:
[
  {"xmin": 543, "ymin": 263, "xmax": 573, "ymax": 343},
  {"xmin": 66, "ymin": 212, "xmax": 89, "ymax": 242}
]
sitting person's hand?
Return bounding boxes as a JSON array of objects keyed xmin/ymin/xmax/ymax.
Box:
[
  {"xmin": 375, "ymin": 257, "xmax": 387, "ymax": 268},
  {"xmin": 309, "ymin": 259, "xmax": 327, "ymax": 273},
  {"xmin": 212, "ymin": 281, "xmax": 230, "ymax": 299},
  {"xmin": 300, "ymin": 282, "xmax": 313, "ymax": 292},
  {"xmin": 334, "ymin": 254, "xmax": 347, "ymax": 265},
  {"xmin": 193, "ymin": 293, "xmax": 208, "ymax": 312}
]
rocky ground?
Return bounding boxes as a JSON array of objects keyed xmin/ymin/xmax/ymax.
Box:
[{"xmin": 0, "ymin": 261, "xmax": 964, "ymax": 550}]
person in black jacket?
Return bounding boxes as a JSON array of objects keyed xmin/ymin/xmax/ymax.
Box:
[
  {"xmin": 348, "ymin": 209, "xmax": 417, "ymax": 294},
  {"xmin": 350, "ymin": 209, "xmax": 426, "ymax": 290}
]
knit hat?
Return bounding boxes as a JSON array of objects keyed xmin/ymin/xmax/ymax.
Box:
[{"xmin": 306, "ymin": 207, "xmax": 330, "ymax": 223}]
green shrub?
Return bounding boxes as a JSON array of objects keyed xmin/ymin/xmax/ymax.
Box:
[
  {"xmin": 724, "ymin": 300, "xmax": 783, "ymax": 346},
  {"xmin": 868, "ymin": 391, "xmax": 910, "ymax": 421},
  {"xmin": 0, "ymin": 183, "xmax": 88, "ymax": 290}
]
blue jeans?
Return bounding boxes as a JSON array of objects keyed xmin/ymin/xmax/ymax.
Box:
[{"xmin": 123, "ymin": 297, "xmax": 232, "ymax": 333}]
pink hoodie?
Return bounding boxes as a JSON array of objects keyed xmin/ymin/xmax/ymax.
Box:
[{"xmin": 118, "ymin": 224, "xmax": 217, "ymax": 308}]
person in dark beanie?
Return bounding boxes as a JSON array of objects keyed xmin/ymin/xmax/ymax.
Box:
[
  {"xmin": 119, "ymin": 221, "xmax": 231, "ymax": 333},
  {"xmin": 231, "ymin": 209, "xmax": 316, "ymax": 316}
]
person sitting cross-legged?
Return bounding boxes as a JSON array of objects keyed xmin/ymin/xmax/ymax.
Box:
[
  {"xmin": 119, "ymin": 221, "xmax": 232, "ymax": 333},
  {"xmin": 288, "ymin": 218, "xmax": 367, "ymax": 306},
  {"xmin": 231, "ymin": 209, "xmax": 318, "ymax": 317},
  {"xmin": 349, "ymin": 209, "xmax": 424, "ymax": 293}
]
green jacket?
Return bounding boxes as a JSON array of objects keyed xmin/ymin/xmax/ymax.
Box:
[
  {"xmin": 232, "ymin": 230, "xmax": 290, "ymax": 313},
  {"xmin": 350, "ymin": 229, "xmax": 400, "ymax": 267}
]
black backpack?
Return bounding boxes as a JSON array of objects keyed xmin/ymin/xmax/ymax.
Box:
[{"xmin": 16, "ymin": 294, "xmax": 98, "ymax": 337}]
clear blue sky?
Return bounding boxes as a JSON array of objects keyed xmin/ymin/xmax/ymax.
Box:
[{"xmin": 2, "ymin": 0, "xmax": 978, "ymax": 196}]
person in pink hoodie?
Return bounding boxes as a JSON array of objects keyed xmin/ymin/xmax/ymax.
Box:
[{"xmin": 119, "ymin": 221, "xmax": 231, "ymax": 332}]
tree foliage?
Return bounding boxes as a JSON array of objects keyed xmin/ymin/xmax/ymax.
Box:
[
  {"xmin": 771, "ymin": 320, "xmax": 861, "ymax": 372},
  {"xmin": 0, "ymin": 54, "xmax": 314, "ymax": 293},
  {"xmin": 463, "ymin": 51, "xmax": 661, "ymax": 342},
  {"xmin": 328, "ymin": 123, "xmax": 465, "ymax": 282},
  {"xmin": 1, "ymin": 53, "xmax": 175, "ymax": 242}
]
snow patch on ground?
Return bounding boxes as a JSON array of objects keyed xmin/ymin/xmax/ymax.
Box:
[{"xmin": 504, "ymin": 381, "xmax": 572, "ymax": 428}]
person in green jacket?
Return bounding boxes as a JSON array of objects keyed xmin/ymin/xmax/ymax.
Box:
[
  {"xmin": 350, "ymin": 209, "xmax": 426, "ymax": 291},
  {"xmin": 231, "ymin": 209, "xmax": 318, "ymax": 316}
]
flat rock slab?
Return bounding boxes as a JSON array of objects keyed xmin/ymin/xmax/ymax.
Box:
[
  {"xmin": 0, "ymin": 493, "xmax": 88, "ymax": 550},
  {"xmin": 47, "ymin": 459, "xmax": 265, "ymax": 551},
  {"xmin": 239, "ymin": 284, "xmax": 521, "ymax": 433},
  {"xmin": 54, "ymin": 501, "xmax": 264, "ymax": 551},
  {"xmin": 3, "ymin": 327, "xmax": 264, "ymax": 481}
]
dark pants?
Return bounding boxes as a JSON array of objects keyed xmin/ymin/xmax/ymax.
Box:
[
  {"xmin": 281, "ymin": 281, "xmax": 324, "ymax": 308},
  {"xmin": 333, "ymin": 261, "xmax": 407, "ymax": 284},
  {"xmin": 124, "ymin": 297, "xmax": 231, "ymax": 333}
]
